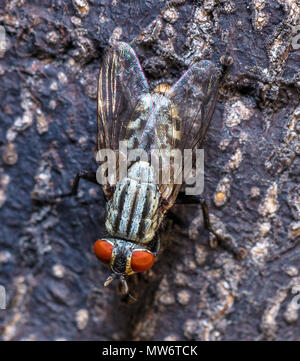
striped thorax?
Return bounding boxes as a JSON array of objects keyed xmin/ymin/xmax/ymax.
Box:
[{"xmin": 106, "ymin": 161, "xmax": 161, "ymax": 244}]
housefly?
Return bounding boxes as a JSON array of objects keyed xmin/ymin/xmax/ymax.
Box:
[
  {"xmin": 34, "ymin": 42, "xmax": 232, "ymax": 297},
  {"xmin": 93, "ymin": 42, "xmax": 221, "ymax": 295}
]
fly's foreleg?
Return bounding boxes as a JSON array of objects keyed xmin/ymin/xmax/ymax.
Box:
[
  {"xmin": 176, "ymin": 193, "xmax": 246, "ymax": 260},
  {"xmin": 32, "ymin": 170, "xmax": 98, "ymax": 203},
  {"xmin": 62, "ymin": 170, "xmax": 98, "ymax": 197}
]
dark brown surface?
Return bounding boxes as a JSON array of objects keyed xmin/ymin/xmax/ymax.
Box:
[{"xmin": 0, "ymin": 0, "xmax": 299, "ymax": 341}]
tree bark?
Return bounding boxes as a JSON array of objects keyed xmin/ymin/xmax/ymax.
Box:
[{"xmin": 0, "ymin": 0, "xmax": 299, "ymax": 341}]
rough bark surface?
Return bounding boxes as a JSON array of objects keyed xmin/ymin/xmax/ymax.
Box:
[{"xmin": 0, "ymin": 0, "xmax": 300, "ymax": 341}]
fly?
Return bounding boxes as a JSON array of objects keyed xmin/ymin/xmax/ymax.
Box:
[
  {"xmin": 34, "ymin": 42, "xmax": 239, "ymax": 298},
  {"xmin": 94, "ymin": 42, "xmax": 225, "ymax": 295}
]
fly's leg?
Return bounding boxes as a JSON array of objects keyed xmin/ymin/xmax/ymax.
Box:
[
  {"xmin": 175, "ymin": 194, "xmax": 204, "ymax": 205},
  {"xmin": 146, "ymin": 234, "xmax": 160, "ymax": 256},
  {"xmin": 32, "ymin": 170, "xmax": 98, "ymax": 203},
  {"xmin": 176, "ymin": 193, "xmax": 246, "ymax": 260},
  {"xmin": 61, "ymin": 170, "xmax": 98, "ymax": 198},
  {"xmin": 199, "ymin": 198, "xmax": 246, "ymax": 260},
  {"xmin": 166, "ymin": 210, "xmax": 185, "ymax": 227}
]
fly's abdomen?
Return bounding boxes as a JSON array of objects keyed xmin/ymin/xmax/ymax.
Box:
[{"xmin": 105, "ymin": 161, "xmax": 161, "ymax": 243}]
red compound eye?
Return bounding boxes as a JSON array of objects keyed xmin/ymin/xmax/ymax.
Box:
[
  {"xmin": 131, "ymin": 251, "xmax": 154, "ymax": 272},
  {"xmin": 94, "ymin": 240, "xmax": 113, "ymax": 263}
]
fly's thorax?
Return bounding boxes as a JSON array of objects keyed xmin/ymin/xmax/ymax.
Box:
[
  {"xmin": 94, "ymin": 238, "xmax": 155, "ymax": 276},
  {"xmin": 105, "ymin": 161, "xmax": 162, "ymax": 244},
  {"xmin": 127, "ymin": 160, "xmax": 155, "ymax": 183}
]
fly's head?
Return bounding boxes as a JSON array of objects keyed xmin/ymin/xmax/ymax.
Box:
[{"xmin": 93, "ymin": 238, "xmax": 155, "ymax": 294}]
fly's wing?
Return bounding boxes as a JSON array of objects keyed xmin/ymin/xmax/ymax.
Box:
[
  {"xmin": 97, "ymin": 42, "xmax": 154, "ymax": 196},
  {"xmin": 97, "ymin": 42, "xmax": 153, "ymax": 151},
  {"xmin": 149, "ymin": 60, "xmax": 219, "ymax": 210}
]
